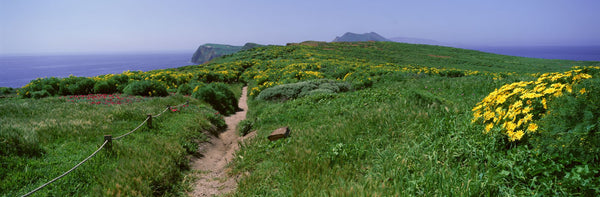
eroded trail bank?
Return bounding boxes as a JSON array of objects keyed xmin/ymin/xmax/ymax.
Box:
[{"xmin": 188, "ymin": 86, "xmax": 252, "ymax": 197}]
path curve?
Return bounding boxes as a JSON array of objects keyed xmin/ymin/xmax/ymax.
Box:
[{"xmin": 188, "ymin": 86, "xmax": 253, "ymax": 196}]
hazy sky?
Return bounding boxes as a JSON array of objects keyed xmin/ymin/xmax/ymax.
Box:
[{"xmin": 1, "ymin": 0, "xmax": 599, "ymax": 55}]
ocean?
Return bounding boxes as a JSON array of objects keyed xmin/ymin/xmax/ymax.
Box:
[
  {"xmin": 0, "ymin": 52, "xmax": 194, "ymax": 88},
  {"xmin": 465, "ymin": 46, "xmax": 600, "ymax": 61},
  {"xmin": 1, "ymin": 46, "xmax": 599, "ymax": 88}
]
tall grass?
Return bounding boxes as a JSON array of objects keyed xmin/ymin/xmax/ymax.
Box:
[
  {"xmin": 231, "ymin": 74, "xmax": 527, "ymax": 196},
  {"xmin": 0, "ymin": 94, "xmax": 223, "ymax": 196}
]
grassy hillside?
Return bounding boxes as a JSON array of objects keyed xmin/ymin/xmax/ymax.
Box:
[
  {"xmin": 2, "ymin": 41, "xmax": 599, "ymax": 196},
  {"xmin": 218, "ymin": 42, "xmax": 599, "ymax": 196}
]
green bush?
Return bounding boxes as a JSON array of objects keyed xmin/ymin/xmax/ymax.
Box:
[
  {"xmin": 192, "ymin": 83, "xmax": 238, "ymax": 115},
  {"xmin": 93, "ymin": 79, "xmax": 118, "ymax": 94},
  {"xmin": 237, "ymin": 119, "xmax": 254, "ymax": 136},
  {"xmin": 342, "ymin": 72, "xmax": 374, "ymax": 89},
  {"xmin": 0, "ymin": 87, "xmax": 15, "ymax": 96},
  {"xmin": 68, "ymin": 78, "xmax": 95, "ymax": 95},
  {"xmin": 111, "ymin": 74, "xmax": 130, "ymax": 92},
  {"xmin": 55, "ymin": 76, "xmax": 95, "ymax": 95},
  {"xmin": 531, "ymin": 78, "xmax": 600, "ymax": 194},
  {"xmin": 302, "ymin": 88, "xmax": 334, "ymax": 96},
  {"xmin": 204, "ymin": 110, "xmax": 227, "ymax": 136},
  {"xmin": 488, "ymin": 77, "xmax": 600, "ymax": 195},
  {"xmin": 19, "ymin": 77, "xmax": 61, "ymax": 98},
  {"xmin": 30, "ymin": 90, "xmax": 51, "ymax": 99},
  {"xmin": 123, "ymin": 80, "xmax": 168, "ymax": 97},
  {"xmin": 257, "ymin": 79, "xmax": 351, "ymax": 101},
  {"xmin": 176, "ymin": 83, "xmax": 192, "ymax": 95},
  {"xmin": 438, "ymin": 70, "xmax": 466, "ymax": 78}
]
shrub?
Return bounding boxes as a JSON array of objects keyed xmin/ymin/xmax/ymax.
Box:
[
  {"xmin": 123, "ymin": 80, "xmax": 168, "ymax": 97},
  {"xmin": 31, "ymin": 90, "xmax": 51, "ymax": 99},
  {"xmin": 176, "ymin": 83, "xmax": 192, "ymax": 95},
  {"xmin": 302, "ymin": 88, "xmax": 334, "ymax": 96},
  {"xmin": 237, "ymin": 119, "xmax": 254, "ymax": 136},
  {"xmin": 529, "ymin": 77, "xmax": 600, "ymax": 194},
  {"xmin": 0, "ymin": 87, "xmax": 15, "ymax": 96},
  {"xmin": 342, "ymin": 72, "xmax": 374, "ymax": 89},
  {"xmin": 439, "ymin": 70, "xmax": 465, "ymax": 78},
  {"xmin": 19, "ymin": 77, "xmax": 61, "ymax": 98},
  {"xmin": 257, "ymin": 79, "xmax": 351, "ymax": 101},
  {"xmin": 54, "ymin": 76, "xmax": 96, "ymax": 95},
  {"xmin": 93, "ymin": 79, "xmax": 118, "ymax": 94},
  {"xmin": 473, "ymin": 67, "xmax": 600, "ymax": 194},
  {"xmin": 471, "ymin": 67, "xmax": 596, "ymax": 142},
  {"xmin": 204, "ymin": 109, "xmax": 227, "ymax": 136},
  {"xmin": 69, "ymin": 78, "xmax": 95, "ymax": 95},
  {"xmin": 192, "ymin": 83, "xmax": 238, "ymax": 115}
]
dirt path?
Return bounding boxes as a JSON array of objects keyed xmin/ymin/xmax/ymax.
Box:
[{"xmin": 188, "ymin": 86, "xmax": 254, "ymax": 197}]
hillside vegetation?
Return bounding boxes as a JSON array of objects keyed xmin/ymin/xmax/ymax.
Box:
[{"xmin": 3, "ymin": 41, "xmax": 600, "ymax": 196}]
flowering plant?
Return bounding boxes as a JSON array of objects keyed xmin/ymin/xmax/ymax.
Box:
[{"xmin": 472, "ymin": 66, "xmax": 598, "ymax": 142}]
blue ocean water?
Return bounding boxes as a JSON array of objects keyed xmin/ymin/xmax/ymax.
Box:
[
  {"xmin": 1, "ymin": 46, "xmax": 599, "ymax": 88},
  {"xmin": 0, "ymin": 52, "xmax": 194, "ymax": 88},
  {"xmin": 466, "ymin": 46, "xmax": 600, "ymax": 61}
]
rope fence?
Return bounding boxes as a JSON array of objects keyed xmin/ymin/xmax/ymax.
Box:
[{"xmin": 21, "ymin": 101, "xmax": 190, "ymax": 197}]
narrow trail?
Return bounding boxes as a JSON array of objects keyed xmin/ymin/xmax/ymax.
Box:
[{"xmin": 188, "ymin": 86, "xmax": 255, "ymax": 197}]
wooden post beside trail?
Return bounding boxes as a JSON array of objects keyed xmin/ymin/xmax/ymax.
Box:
[
  {"xmin": 104, "ymin": 135, "xmax": 112, "ymax": 150},
  {"xmin": 147, "ymin": 114, "xmax": 153, "ymax": 129}
]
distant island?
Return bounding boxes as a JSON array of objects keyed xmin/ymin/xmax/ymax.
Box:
[
  {"xmin": 191, "ymin": 32, "xmax": 448, "ymax": 64},
  {"xmin": 332, "ymin": 32, "xmax": 449, "ymax": 46},
  {"xmin": 332, "ymin": 32, "xmax": 391, "ymax": 42}
]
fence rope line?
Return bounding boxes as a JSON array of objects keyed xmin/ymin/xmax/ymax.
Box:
[
  {"xmin": 21, "ymin": 140, "xmax": 109, "ymax": 197},
  {"xmin": 114, "ymin": 116, "xmax": 150, "ymax": 140},
  {"xmin": 152, "ymin": 107, "xmax": 169, "ymax": 118},
  {"xmin": 20, "ymin": 101, "xmax": 190, "ymax": 196}
]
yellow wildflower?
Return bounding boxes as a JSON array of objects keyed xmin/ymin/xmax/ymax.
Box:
[
  {"xmin": 541, "ymin": 98, "xmax": 547, "ymax": 109},
  {"xmin": 505, "ymin": 121, "xmax": 517, "ymax": 132},
  {"xmin": 522, "ymin": 113, "xmax": 533, "ymax": 123},
  {"xmin": 485, "ymin": 123, "xmax": 494, "ymax": 133},
  {"xmin": 512, "ymin": 130, "xmax": 525, "ymax": 141},
  {"xmin": 522, "ymin": 106, "xmax": 532, "ymax": 114},
  {"xmin": 527, "ymin": 123, "xmax": 538, "ymax": 133},
  {"xmin": 484, "ymin": 111, "xmax": 495, "ymax": 121},
  {"xmin": 580, "ymin": 88, "xmax": 587, "ymax": 94}
]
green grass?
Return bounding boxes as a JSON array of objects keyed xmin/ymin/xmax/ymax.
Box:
[
  {"xmin": 0, "ymin": 94, "xmax": 225, "ymax": 196},
  {"xmin": 222, "ymin": 42, "xmax": 599, "ymax": 195},
  {"xmin": 3, "ymin": 41, "xmax": 599, "ymax": 196},
  {"xmin": 219, "ymin": 41, "xmax": 598, "ymax": 74},
  {"xmin": 232, "ymin": 75, "xmax": 511, "ymax": 196}
]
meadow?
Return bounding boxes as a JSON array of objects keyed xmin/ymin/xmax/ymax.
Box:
[{"xmin": 2, "ymin": 41, "xmax": 599, "ymax": 196}]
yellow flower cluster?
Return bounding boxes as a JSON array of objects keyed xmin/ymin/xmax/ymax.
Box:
[
  {"xmin": 241, "ymin": 56, "xmax": 525, "ymax": 96},
  {"xmin": 472, "ymin": 67, "xmax": 597, "ymax": 141}
]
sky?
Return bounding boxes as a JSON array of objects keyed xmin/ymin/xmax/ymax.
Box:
[{"xmin": 1, "ymin": 0, "xmax": 599, "ymax": 55}]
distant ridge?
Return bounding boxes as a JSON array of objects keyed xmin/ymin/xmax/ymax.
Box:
[
  {"xmin": 331, "ymin": 32, "xmax": 448, "ymax": 46},
  {"xmin": 389, "ymin": 36, "xmax": 449, "ymax": 46},
  {"xmin": 332, "ymin": 32, "xmax": 391, "ymax": 42}
]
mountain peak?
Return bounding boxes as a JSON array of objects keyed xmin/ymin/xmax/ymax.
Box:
[{"xmin": 332, "ymin": 32, "xmax": 391, "ymax": 42}]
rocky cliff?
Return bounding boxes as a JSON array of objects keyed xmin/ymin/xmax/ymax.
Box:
[
  {"xmin": 191, "ymin": 44, "xmax": 242, "ymax": 64},
  {"xmin": 191, "ymin": 43, "xmax": 264, "ymax": 64}
]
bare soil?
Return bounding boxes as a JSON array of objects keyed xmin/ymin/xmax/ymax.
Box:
[{"xmin": 188, "ymin": 86, "xmax": 254, "ymax": 197}]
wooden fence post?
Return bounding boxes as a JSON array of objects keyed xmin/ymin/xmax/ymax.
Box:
[
  {"xmin": 104, "ymin": 135, "xmax": 112, "ymax": 150},
  {"xmin": 147, "ymin": 114, "xmax": 153, "ymax": 129}
]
